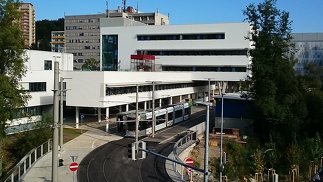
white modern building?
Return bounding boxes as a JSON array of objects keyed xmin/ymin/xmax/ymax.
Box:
[
  {"xmin": 100, "ymin": 18, "xmax": 250, "ymax": 73},
  {"xmin": 61, "ymin": 20, "xmax": 251, "ymax": 127},
  {"xmin": 7, "ymin": 50, "xmax": 73, "ymax": 132}
]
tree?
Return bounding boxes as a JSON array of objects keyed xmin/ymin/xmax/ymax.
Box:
[
  {"xmin": 31, "ymin": 18, "xmax": 64, "ymax": 51},
  {"xmin": 0, "ymin": 0, "xmax": 29, "ymax": 177},
  {"xmin": 82, "ymin": 58, "xmax": 99, "ymax": 71},
  {"xmin": 243, "ymin": 0, "xmax": 306, "ymax": 144}
]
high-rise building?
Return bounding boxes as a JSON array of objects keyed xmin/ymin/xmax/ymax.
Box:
[
  {"xmin": 51, "ymin": 31, "xmax": 65, "ymax": 52},
  {"xmin": 292, "ymin": 33, "xmax": 323, "ymax": 75},
  {"xmin": 19, "ymin": 3, "xmax": 35, "ymax": 48},
  {"xmin": 64, "ymin": 7, "xmax": 169, "ymax": 70}
]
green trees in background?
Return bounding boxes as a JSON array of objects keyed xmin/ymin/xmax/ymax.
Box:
[
  {"xmin": 82, "ymin": 58, "xmax": 100, "ymax": 71},
  {"xmin": 0, "ymin": 0, "xmax": 29, "ymax": 177},
  {"xmin": 30, "ymin": 18, "xmax": 64, "ymax": 51},
  {"xmin": 243, "ymin": 0, "xmax": 307, "ymax": 145}
]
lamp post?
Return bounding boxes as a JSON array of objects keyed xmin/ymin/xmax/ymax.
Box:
[
  {"xmin": 52, "ymin": 61, "xmax": 59, "ymax": 182},
  {"xmin": 135, "ymin": 84, "xmax": 139, "ymax": 143},
  {"xmin": 219, "ymin": 81, "xmax": 226, "ymax": 182},
  {"xmin": 196, "ymin": 101, "xmax": 210, "ymax": 182}
]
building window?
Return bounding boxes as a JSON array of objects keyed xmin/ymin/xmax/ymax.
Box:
[
  {"xmin": 29, "ymin": 82, "xmax": 46, "ymax": 92},
  {"xmin": 137, "ymin": 33, "xmax": 225, "ymax": 41},
  {"xmin": 44, "ymin": 60, "xmax": 52, "ymax": 70},
  {"xmin": 102, "ymin": 35, "xmax": 118, "ymax": 71}
]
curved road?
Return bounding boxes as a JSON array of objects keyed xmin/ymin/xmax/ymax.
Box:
[
  {"xmin": 78, "ymin": 106, "xmax": 213, "ymax": 182},
  {"xmin": 77, "ymin": 138, "xmax": 174, "ymax": 182}
]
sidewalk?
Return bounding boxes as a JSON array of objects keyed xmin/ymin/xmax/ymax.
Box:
[{"xmin": 22, "ymin": 124, "xmax": 123, "ymax": 182}]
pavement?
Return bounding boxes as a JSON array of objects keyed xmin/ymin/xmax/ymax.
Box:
[
  {"xmin": 22, "ymin": 123, "xmax": 123, "ymax": 182},
  {"xmin": 21, "ymin": 106, "xmax": 206, "ymax": 182}
]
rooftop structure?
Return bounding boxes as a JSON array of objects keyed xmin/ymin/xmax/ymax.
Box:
[{"xmin": 64, "ymin": 7, "xmax": 169, "ymax": 70}]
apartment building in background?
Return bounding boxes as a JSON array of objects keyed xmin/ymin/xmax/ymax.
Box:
[
  {"xmin": 291, "ymin": 33, "xmax": 323, "ymax": 74},
  {"xmin": 64, "ymin": 6, "xmax": 169, "ymax": 70},
  {"xmin": 19, "ymin": 3, "xmax": 35, "ymax": 48},
  {"xmin": 51, "ymin": 31, "xmax": 65, "ymax": 52}
]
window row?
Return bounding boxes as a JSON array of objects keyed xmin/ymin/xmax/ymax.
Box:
[
  {"xmin": 106, "ymin": 82, "xmax": 208, "ymax": 96},
  {"xmin": 137, "ymin": 33, "xmax": 225, "ymax": 41},
  {"xmin": 65, "ymin": 26, "xmax": 100, "ymax": 30},
  {"xmin": 65, "ymin": 18, "xmax": 100, "ymax": 23},
  {"xmin": 67, "ymin": 39, "xmax": 100, "ymax": 43},
  {"xmin": 66, "ymin": 32, "xmax": 100, "ymax": 37},
  {"xmin": 12, "ymin": 106, "xmax": 42, "ymax": 119},
  {"xmin": 29, "ymin": 82, "xmax": 46, "ymax": 92},
  {"xmin": 162, "ymin": 66, "xmax": 247, "ymax": 72},
  {"xmin": 137, "ymin": 49, "xmax": 248, "ymax": 56}
]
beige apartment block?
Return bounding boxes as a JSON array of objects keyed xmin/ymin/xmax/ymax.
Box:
[{"xmin": 19, "ymin": 3, "xmax": 35, "ymax": 48}]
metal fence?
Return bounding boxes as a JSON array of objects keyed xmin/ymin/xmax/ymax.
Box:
[
  {"xmin": 172, "ymin": 131, "xmax": 197, "ymax": 181},
  {"xmin": 2, "ymin": 139, "xmax": 52, "ymax": 182}
]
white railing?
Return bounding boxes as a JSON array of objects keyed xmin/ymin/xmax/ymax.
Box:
[
  {"xmin": 2, "ymin": 139, "xmax": 52, "ymax": 182},
  {"xmin": 172, "ymin": 131, "xmax": 197, "ymax": 181}
]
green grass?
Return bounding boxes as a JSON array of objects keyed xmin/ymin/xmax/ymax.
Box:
[{"xmin": 63, "ymin": 128, "xmax": 87, "ymax": 143}]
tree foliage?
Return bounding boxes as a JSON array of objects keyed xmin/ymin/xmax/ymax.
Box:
[
  {"xmin": 243, "ymin": 0, "xmax": 306, "ymax": 143},
  {"xmin": 30, "ymin": 18, "xmax": 64, "ymax": 51},
  {"xmin": 0, "ymin": 0, "xmax": 29, "ymax": 138},
  {"xmin": 0, "ymin": 0, "xmax": 29, "ymax": 176},
  {"xmin": 82, "ymin": 58, "xmax": 99, "ymax": 71}
]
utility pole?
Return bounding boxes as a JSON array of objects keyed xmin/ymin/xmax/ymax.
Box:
[
  {"xmin": 59, "ymin": 77, "xmax": 64, "ymax": 151},
  {"xmin": 52, "ymin": 62, "xmax": 59, "ymax": 182},
  {"xmin": 152, "ymin": 81, "xmax": 155, "ymax": 137},
  {"xmin": 208, "ymin": 78, "xmax": 211, "ymax": 102},
  {"xmin": 204, "ymin": 103, "xmax": 210, "ymax": 182},
  {"xmin": 220, "ymin": 81, "xmax": 225, "ymax": 182},
  {"xmin": 135, "ymin": 84, "xmax": 139, "ymax": 142}
]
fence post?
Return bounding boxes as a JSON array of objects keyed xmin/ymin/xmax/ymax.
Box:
[
  {"xmin": 34, "ymin": 149, "xmax": 37, "ymax": 161},
  {"xmin": 29, "ymin": 154, "xmax": 31, "ymax": 167},
  {"xmin": 40, "ymin": 144, "xmax": 43, "ymax": 156}
]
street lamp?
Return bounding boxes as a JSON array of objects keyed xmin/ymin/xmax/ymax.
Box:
[
  {"xmin": 196, "ymin": 101, "xmax": 210, "ymax": 182},
  {"xmin": 219, "ymin": 81, "xmax": 226, "ymax": 182}
]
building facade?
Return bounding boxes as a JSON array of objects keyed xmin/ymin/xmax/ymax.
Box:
[
  {"xmin": 19, "ymin": 3, "xmax": 35, "ymax": 48},
  {"xmin": 51, "ymin": 31, "xmax": 65, "ymax": 52},
  {"xmin": 6, "ymin": 50, "xmax": 73, "ymax": 134},
  {"xmin": 64, "ymin": 8, "xmax": 169, "ymax": 70},
  {"xmin": 292, "ymin": 33, "xmax": 323, "ymax": 74},
  {"xmin": 100, "ymin": 20, "xmax": 250, "ymax": 73}
]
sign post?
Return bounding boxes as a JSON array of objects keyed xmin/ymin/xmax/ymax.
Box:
[
  {"xmin": 185, "ymin": 157, "xmax": 194, "ymax": 182},
  {"xmin": 69, "ymin": 162, "xmax": 79, "ymax": 182}
]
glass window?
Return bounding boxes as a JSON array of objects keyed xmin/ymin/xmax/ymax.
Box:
[{"xmin": 44, "ymin": 60, "xmax": 52, "ymax": 70}]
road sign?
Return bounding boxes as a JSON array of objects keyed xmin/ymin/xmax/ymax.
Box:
[
  {"xmin": 69, "ymin": 162, "xmax": 79, "ymax": 172},
  {"xmin": 185, "ymin": 157, "xmax": 194, "ymax": 166},
  {"xmin": 185, "ymin": 157, "xmax": 194, "ymax": 174}
]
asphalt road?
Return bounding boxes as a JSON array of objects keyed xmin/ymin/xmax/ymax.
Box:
[{"xmin": 77, "ymin": 106, "xmax": 214, "ymax": 182}]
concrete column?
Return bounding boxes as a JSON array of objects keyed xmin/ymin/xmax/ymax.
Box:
[
  {"xmin": 126, "ymin": 104, "xmax": 129, "ymax": 112},
  {"xmin": 144, "ymin": 101, "xmax": 147, "ymax": 110},
  {"xmin": 169, "ymin": 97, "xmax": 173, "ymax": 105},
  {"xmin": 159, "ymin": 99, "xmax": 162, "ymax": 107},
  {"xmin": 75, "ymin": 107, "xmax": 79, "ymax": 129},
  {"xmin": 119, "ymin": 105, "xmax": 122, "ymax": 112},
  {"xmin": 106, "ymin": 107, "xmax": 109, "ymax": 120},
  {"xmin": 179, "ymin": 95, "xmax": 182, "ymax": 103},
  {"xmin": 98, "ymin": 108, "xmax": 101, "ymax": 123}
]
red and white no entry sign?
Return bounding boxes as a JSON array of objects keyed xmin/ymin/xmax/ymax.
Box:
[
  {"xmin": 69, "ymin": 162, "xmax": 79, "ymax": 172},
  {"xmin": 185, "ymin": 157, "xmax": 194, "ymax": 174},
  {"xmin": 185, "ymin": 157, "xmax": 194, "ymax": 166}
]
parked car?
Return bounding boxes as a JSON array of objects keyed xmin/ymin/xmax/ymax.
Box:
[{"xmin": 313, "ymin": 167, "xmax": 323, "ymax": 182}]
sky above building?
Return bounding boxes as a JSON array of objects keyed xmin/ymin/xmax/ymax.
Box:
[{"xmin": 25, "ymin": 0, "xmax": 323, "ymax": 33}]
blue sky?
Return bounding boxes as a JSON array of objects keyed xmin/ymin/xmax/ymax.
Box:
[{"xmin": 25, "ymin": 0, "xmax": 323, "ymax": 33}]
